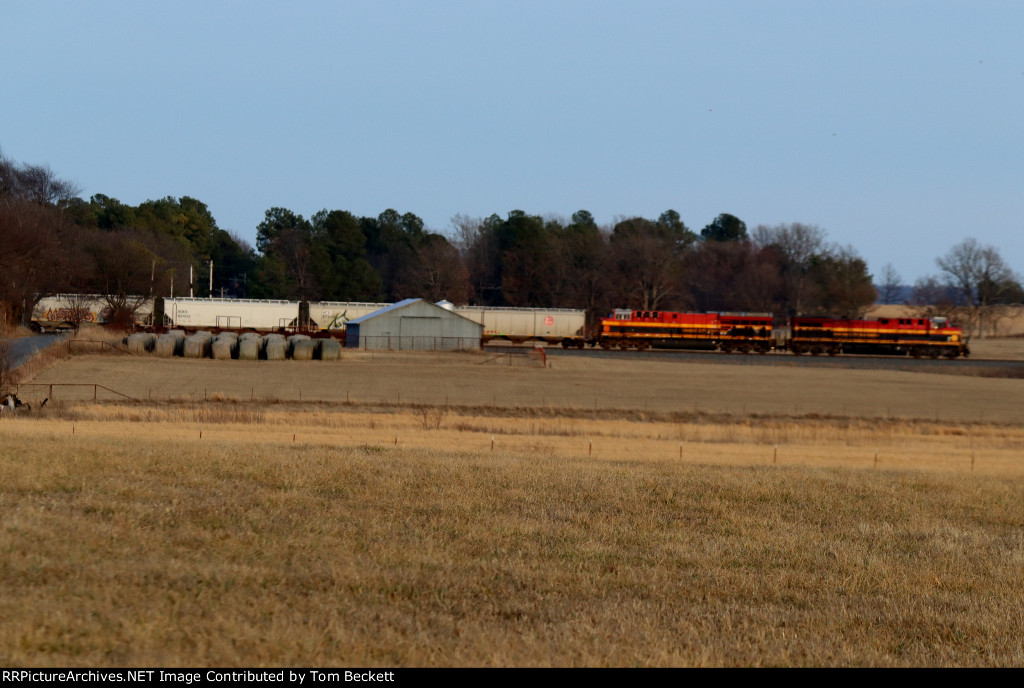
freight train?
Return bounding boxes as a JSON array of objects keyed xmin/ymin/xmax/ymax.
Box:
[{"xmin": 30, "ymin": 296, "xmax": 969, "ymax": 358}]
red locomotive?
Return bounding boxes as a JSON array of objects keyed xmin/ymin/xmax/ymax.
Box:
[
  {"xmin": 597, "ymin": 309, "xmax": 969, "ymax": 359},
  {"xmin": 598, "ymin": 309, "xmax": 774, "ymax": 353},
  {"xmin": 789, "ymin": 315, "xmax": 968, "ymax": 358}
]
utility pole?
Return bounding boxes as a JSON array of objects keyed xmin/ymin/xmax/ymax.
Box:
[{"xmin": 209, "ymin": 260, "xmax": 213, "ymax": 299}]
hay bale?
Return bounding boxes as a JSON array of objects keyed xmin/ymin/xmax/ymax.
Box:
[
  {"xmin": 286, "ymin": 334, "xmax": 312, "ymax": 359},
  {"xmin": 127, "ymin": 333, "xmax": 156, "ymax": 354},
  {"xmin": 238, "ymin": 336, "xmax": 261, "ymax": 361},
  {"xmin": 317, "ymin": 338, "xmax": 341, "ymax": 360},
  {"xmin": 264, "ymin": 334, "xmax": 286, "ymax": 361},
  {"xmin": 291, "ymin": 339, "xmax": 315, "ymax": 361},
  {"xmin": 154, "ymin": 333, "xmax": 181, "ymax": 357},
  {"xmin": 184, "ymin": 332, "xmax": 213, "ymax": 359},
  {"xmin": 211, "ymin": 335, "xmax": 237, "ymax": 360}
]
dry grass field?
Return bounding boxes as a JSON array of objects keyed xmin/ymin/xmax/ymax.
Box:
[
  {"xmin": 16, "ymin": 349, "xmax": 1024, "ymax": 422},
  {"xmin": 2, "ymin": 346, "xmax": 1023, "ymax": 666}
]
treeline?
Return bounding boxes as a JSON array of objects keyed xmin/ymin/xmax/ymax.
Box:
[
  {"xmin": 2, "ymin": 152, "xmax": 1019, "ymax": 334},
  {"xmin": 1, "ymin": 154, "xmax": 252, "ymax": 326}
]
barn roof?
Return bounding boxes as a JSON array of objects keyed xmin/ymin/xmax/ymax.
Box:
[{"xmin": 345, "ymin": 298, "xmax": 479, "ymax": 326}]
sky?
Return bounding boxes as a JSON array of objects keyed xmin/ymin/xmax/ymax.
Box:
[{"xmin": 3, "ymin": 0, "xmax": 1022, "ymax": 285}]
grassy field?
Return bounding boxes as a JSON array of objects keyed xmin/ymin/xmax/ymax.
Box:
[
  {"xmin": 966, "ymin": 337, "xmax": 1024, "ymax": 360},
  {"xmin": 2, "ymin": 348, "xmax": 1023, "ymax": 666},
  {"xmin": 16, "ymin": 350, "xmax": 1024, "ymax": 422}
]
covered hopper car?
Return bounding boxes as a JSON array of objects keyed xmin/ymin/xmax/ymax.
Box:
[
  {"xmin": 454, "ymin": 306, "xmax": 587, "ymax": 347},
  {"xmin": 161, "ymin": 297, "xmax": 301, "ymax": 331},
  {"xmin": 31, "ymin": 295, "xmax": 154, "ymax": 330}
]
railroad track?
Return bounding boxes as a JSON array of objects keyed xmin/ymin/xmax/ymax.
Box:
[{"xmin": 487, "ymin": 344, "xmax": 1024, "ymax": 375}]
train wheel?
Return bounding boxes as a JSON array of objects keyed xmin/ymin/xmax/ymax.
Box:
[
  {"xmin": 928, "ymin": 348, "xmax": 940, "ymax": 359},
  {"xmin": 911, "ymin": 348, "xmax": 921, "ymax": 359}
]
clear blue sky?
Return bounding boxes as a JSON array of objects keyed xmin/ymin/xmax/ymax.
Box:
[{"xmin": 3, "ymin": 0, "xmax": 1022, "ymax": 284}]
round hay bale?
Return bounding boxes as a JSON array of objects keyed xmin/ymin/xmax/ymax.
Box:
[
  {"xmin": 264, "ymin": 334, "xmax": 286, "ymax": 361},
  {"xmin": 154, "ymin": 333, "xmax": 180, "ymax": 357},
  {"xmin": 286, "ymin": 334, "xmax": 312, "ymax": 358},
  {"xmin": 238, "ymin": 336, "xmax": 262, "ymax": 361},
  {"xmin": 184, "ymin": 333, "xmax": 213, "ymax": 359},
  {"xmin": 211, "ymin": 337, "xmax": 237, "ymax": 360},
  {"xmin": 291, "ymin": 339, "xmax": 315, "ymax": 361},
  {"xmin": 127, "ymin": 333, "xmax": 156, "ymax": 354},
  {"xmin": 317, "ymin": 338, "xmax": 341, "ymax": 360}
]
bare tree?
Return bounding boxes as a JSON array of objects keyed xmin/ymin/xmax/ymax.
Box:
[
  {"xmin": 936, "ymin": 239, "xmax": 1021, "ymax": 338},
  {"xmin": 753, "ymin": 223, "xmax": 826, "ymax": 315},
  {"xmin": 88, "ymin": 231, "xmax": 170, "ymax": 329},
  {"xmin": 449, "ymin": 214, "xmax": 483, "ymax": 258},
  {"xmin": 0, "ymin": 198, "xmax": 63, "ymax": 326},
  {"xmin": 609, "ymin": 217, "xmax": 688, "ymax": 310},
  {"xmin": 0, "ymin": 151, "xmax": 80, "ymax": 208},
  {"xmin": 396, "ymin": 235, "xmax": 472, "ymax": 303},
  {"xmin": 877, "ymin": 263, "xmax": 903, "ymax": 305},
  {"xmin": 912, "ymin": 275, "xmax": 958, "ymax": 323}
]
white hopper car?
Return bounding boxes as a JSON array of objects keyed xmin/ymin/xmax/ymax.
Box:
[
  {"xmin": 32, "ymin": 294, "xmax": 588, "ymax": 347},
  {"xmin": 164, "ymin": 297, "xmax": 300, "ymax": 331},
  {"xmin": 162, "ymin": 298, "xmax": 392, "ymax": 331},
  {"xmin": 310, "ymin": 301, "xmax": 394, "ymax": 330},
  {"xmin": 453, "ymin": 306, "xmax": 587, "ymax": 347},
  {"xmin": 32, "ymin": 294, "xmax": 154, "ymax": 330}
]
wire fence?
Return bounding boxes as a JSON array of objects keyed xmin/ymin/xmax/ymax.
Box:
[
  {"xmin": 476, "ymin": 350, "xmax": 547, "ymax": 368},
  {"xmin": 351, "ymin": 336, "xmax": 481, "ymax": 352},
  {"xmin": 16, "ymin": 382, "xmax": 136, "ymax": 402}
]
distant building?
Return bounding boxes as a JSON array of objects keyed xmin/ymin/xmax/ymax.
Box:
[{"xmin": 344, "ymin": 299, "xmax": 482, "ymax": 351}]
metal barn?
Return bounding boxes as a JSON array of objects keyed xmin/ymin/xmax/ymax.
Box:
[{"xmin": 344, "ymin": 299, "xmax": 482, "ymax": 351}]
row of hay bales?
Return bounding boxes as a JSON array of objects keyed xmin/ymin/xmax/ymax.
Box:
[{"xmin": 126, "ymin": 331, "xmax": 341, "ymax": 360}]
